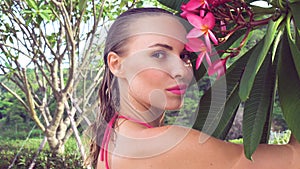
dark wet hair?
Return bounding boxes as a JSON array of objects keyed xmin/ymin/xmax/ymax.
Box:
[{"xmin": 86, "ymin": 7, "xmax": 173, "ymax": 167}]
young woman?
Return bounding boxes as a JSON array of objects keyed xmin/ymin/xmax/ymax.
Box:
[{"xmin": 87, "ymin": 8, "xmax": 300, "ymax": 169}]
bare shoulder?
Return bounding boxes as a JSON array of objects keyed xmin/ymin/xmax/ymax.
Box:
[
  {"xmin": 112, "ymin": 125, "xmax": 241, "ymax": 169},
  {"xmin": 103, "ymin": 126, "xmax": 300, "ymax": 169}
]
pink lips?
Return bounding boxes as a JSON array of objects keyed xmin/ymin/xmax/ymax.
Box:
[{"xmin": 166, "ymin": 84, "xmax": 188, "ymax": 95}]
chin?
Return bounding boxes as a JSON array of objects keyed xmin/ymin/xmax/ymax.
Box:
[{"xmin": 164, "ymin": 101, "xmax": 184, "ymax": 110}]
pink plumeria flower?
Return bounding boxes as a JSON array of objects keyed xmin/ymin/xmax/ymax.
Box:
[
  {"xmin": 207, "ymin": 58, "xmax": 228, "ymax": 79},
  {"xmin": 184, "ymin": 0, "xmax": 209, "ymax": 10},
  {"xmin": 183, "ymin": 0, "xmax": 210, "ymax": 17},
  {"xmin": 180, "ymin": 3, "xmax": 200, "ymax": 18},
  {"xmin": 185, "ymin": 38, "xmax": 212, "ymax": 69},
  {"xmin": 186, "ymin": 12, "xmax": 218, "ymax": 52}
]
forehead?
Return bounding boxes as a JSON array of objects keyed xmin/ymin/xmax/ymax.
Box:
[
  {"xmin": 125, "ymin": 15, "xmax": 187, "ymax": 53},
  {"xmin": 130, "ymin": 15, "xmax": 187, "ymax": 43}
]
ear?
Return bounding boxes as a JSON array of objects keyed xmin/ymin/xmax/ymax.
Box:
[{"xmin": 107, "ymin": 51, "xmax": 124, "ymax": 77}]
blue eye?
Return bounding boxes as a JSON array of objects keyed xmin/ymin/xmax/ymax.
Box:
[{"xmin": 151, "ymin": 50, "xmax": 167, "ymax": 59}]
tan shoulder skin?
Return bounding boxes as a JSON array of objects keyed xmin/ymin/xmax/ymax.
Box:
[{"xmin": 98, "ymin": 125, "xmax": 300, "ymax": 169}]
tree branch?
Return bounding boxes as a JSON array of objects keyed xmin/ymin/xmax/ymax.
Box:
[
  {"xmin": 0, "ymin": 81, "xmax": 30, "ymax": 112},
  {"xmin": 64, "ymin": 99, "xmax": 87, "ymax": 163},
  {"xmin": 22, "ymin": 68, "xmax": 45, "ymax": 131}
]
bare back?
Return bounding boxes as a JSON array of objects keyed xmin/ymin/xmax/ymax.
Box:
[{"xmin": 97, "ymin": 124, "xmax": 300, "ymax": 169}]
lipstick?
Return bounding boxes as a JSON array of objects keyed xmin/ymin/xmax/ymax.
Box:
[{"xmin": 166, "ymin": 84, "xmax": 187, "ymax": 95}]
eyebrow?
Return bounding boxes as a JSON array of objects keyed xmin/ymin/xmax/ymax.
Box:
[{"xmin": 149, "ymin": 43, "xmax": 173, "ymax": 51}]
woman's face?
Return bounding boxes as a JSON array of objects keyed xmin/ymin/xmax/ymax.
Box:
[{"xmin": 111, "ymin": 15, "xmax": 193, "ymax": 112}]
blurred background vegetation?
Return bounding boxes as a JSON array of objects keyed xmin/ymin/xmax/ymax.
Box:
[{"xmin": 0, "ymin": 0, "xmax": 292, "ymax": 168}]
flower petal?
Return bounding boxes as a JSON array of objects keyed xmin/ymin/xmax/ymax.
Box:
[
  {"xmin": 180, "ymin": 11, "xmax": 189, "ymax": 18},
  {"xmin": 208, "ymin": 30, "xmax": 218, "ymax": 45},
  {"xmin": 185, "ymin": 38, "xmax": 205, "ymax": 52},
  {"xmin": 186, "ymin": 13, "xmax": 204, "ymax": 28},
  {"xmin": 196, "ymin": 52, "xmax": 205, "ymax": 69},
  {"xmin": 216, "ymin": 67, "xmax": 226, "ymax": 79},
  {"xmin": 199, "ymin": 9, "xmax": 205, "ymax": 17},
  {"xmin": 204, "ymin": 34, "xmax": 212, "ymax": 52},
  {"xmin": 187, "ymin": 28, "xmax": 205, "ymax": 38},
  {"xmin": 203, "ymin": 12, "xmax": 215, "ymax": 29},
  {"xmin": 207, "ymin": 59, "xmax": 227, "ymax": 78},
  {"xmin": 185, "ymin": 0, "xmax": 201, "ymax": 10},
  {"xmin": 205, "ymin": 52, "xmax": 212, "ymax": 66}
]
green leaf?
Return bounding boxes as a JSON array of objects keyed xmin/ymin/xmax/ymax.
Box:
[
  {"xmin": 278, "ymin": 30, "xmax": 300, "ymax": 141},
  {"xmin": 157, "ymin": 0, "xmax": 189, "ymax": 12},
  {"xmin": 288, "ymin": 35, "xmax": 300, "ymax": 78},
  {"xmin": 39, "ymin": 11, "xmax": 50, "ymax": 21},
  {"xmin": 260, "ymin": 36, "xmax": 282, "ymax": 144},
  {"xmin": 295, "ymin": 28, "xmax": 300, "ymax": 51},
  {"xmin": 211, "ymin": 86, "xmax": 240, "ymax": 139},
  {"xmin": 25, "ymin": 17, "xmax": 33, "ymax": 26},
  {"xmin": 271, "ymin": 26, "xmax": 284, "ymax": 62},
  {"xmin": 26, "ymin": 0, "xmax": 38, "ymax": 10},
  {"xmin": 5, "ymin": 62, "xmax": 12, "ymax": 69},
  {"xmin": 193, "ymin": 61, "xmax": 206, "ymax": 82},
  {"xmin": 243, "ymin": 42, "xmax": 276, "ymax": 160},
  {"xmin": 289, "ymin": 2, "xmax": 300, "ymax": 29},
  {"xmin": 286, "ymin": 20, "xmax": 300, "ymax": 78},
  {"xmin": 250, "ymin": 5, "xmax": 276, "ymax": 15},
  {"xmin": 22, "ymin": 9, "xmax": 33, "ymax": 14},
  {"xmin": 239, "ymin": 17, "xmax": 283, "ymax": 101},
  {"xmin": 192, "ymin": 38, "xmax": 262, "ymax": 136},
  {"xmin": 8, "ymin": 36, "xmax": 13, "ymax": 43},
  {"xmin": 289, "ymin": 0, "xmax": 300, "ymax": 3},
  {"xmin": 79, "ymin": 0, "xmax": 88, "ymax": 12}
]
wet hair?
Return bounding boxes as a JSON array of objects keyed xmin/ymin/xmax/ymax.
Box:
[{"xmin": 86, "ymin": 7, "xmax": 173, "ymax": 167}]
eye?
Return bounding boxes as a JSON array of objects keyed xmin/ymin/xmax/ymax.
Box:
[
  {"xmin": 180, "ymin": 51, "xmax": 192, "ymax": 64},
  {"xmin": 151, "ymin": 50, "xmax": 167, "ymax": 59}
]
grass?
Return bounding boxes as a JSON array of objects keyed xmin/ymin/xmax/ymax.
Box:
[{"xmin": 0, "ymin": 137, "xmax": 83, "ymax": 169}]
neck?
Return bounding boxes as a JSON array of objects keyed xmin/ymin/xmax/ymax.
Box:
[
  {"xmin": 119, "ymin": 96, "xmax": 165, "ymax": 127},
  {"xmin": 117, "ymin": 79, "xmax": 165, "ymax": 127}
]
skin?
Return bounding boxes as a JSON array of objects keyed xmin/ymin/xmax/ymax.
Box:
[{"xmin": 97, "ymin": 15, "xmax": 300, "ymax": 169}]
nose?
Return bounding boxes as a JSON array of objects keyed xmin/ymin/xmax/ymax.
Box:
[{"xmin": 169, "ymin": 56, "xmax": 192, "ymax": 80}]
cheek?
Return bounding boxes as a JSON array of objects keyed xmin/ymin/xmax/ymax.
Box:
[
  {"xmin": 127, "ymin": 69, "xmax": 185, "ymax": 110},
  {"xmin": 129, "ymin": 70, "xmax": 167, "ymax": 96},
  {"xmin": 128, "ymin": 70, "xmax": 170, "ymax": 108}
]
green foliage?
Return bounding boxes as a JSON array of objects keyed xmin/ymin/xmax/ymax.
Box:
[
  {"xmin": 278, "ymin": 28, "xmax": 300, "ymax": 140},
  {"xmin": 269, "ymin": 130, "xmax": 291, "ymax": 144},
  {"xmin": 0, "ymin": 137, "xmax": 82, "ymax": 169},
  {"xmin": 22, "ymin": 0, "xmax": 53, "ymax": 25},
  {"xmin": 0, "ymin": 0, "xmax": 154, "ymax": 155},
  {"xmin": 0, "ymin": 92, "xmax": 29, "ymax": 125},
  {"xmin": 0, "ymin": 119, "xmax": 39, "ymax": 140},
  {"xmin": 192, "ymin": 39, "xmax": 260, "ymax": 138},
  {"xmin": 242, "ymin": 45, "xmax": 276, "ymax": 158},
  {"xmin": 239, "ymin": 17, "xmax": 284, "ymax": 101},
  {"xmin": 229, "ymin": 138, "xmax": 243, "ymax": 144}
]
